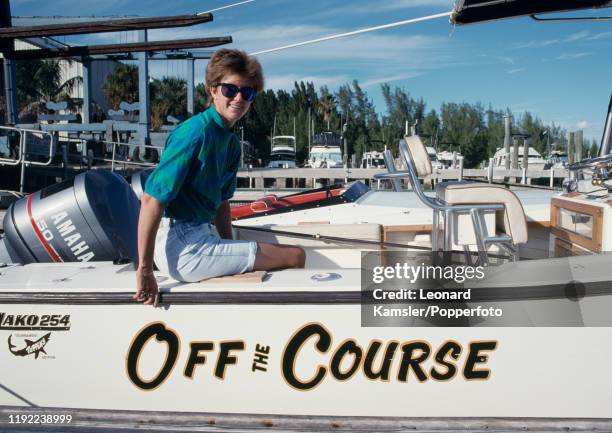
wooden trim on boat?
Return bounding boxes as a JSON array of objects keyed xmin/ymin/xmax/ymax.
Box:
[
  {"xmin": 384, "ymin": 221, "xmax": 550, "ymax": 233},
  {"xmin": 383, "ymin": 224, "xmax": 432, "ymax": 233},
  {"xmin": 550, "ymin": 197, "xmax": 603, "ymax": 253},
  {"xmin": 1, "ymin": 406, "xmax": 611, "ymax": 432},
  {"xmin": 554, "ymin": 238, "xmax": 592, "ymax": 257}
]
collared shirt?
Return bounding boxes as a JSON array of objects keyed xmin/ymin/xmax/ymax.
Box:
[{"xmin": 145, "ymin": 106, "xmax": 241, "ymax": 223}]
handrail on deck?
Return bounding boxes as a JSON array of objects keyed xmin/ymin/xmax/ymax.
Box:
[{"xmin": 0, "ymin": 125, "xmax": 55, "ymax": 192}]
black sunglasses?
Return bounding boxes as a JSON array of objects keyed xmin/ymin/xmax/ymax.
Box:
[{"xmin": 218, "ymin": 83, "xmax": 257, "ymax": 102}]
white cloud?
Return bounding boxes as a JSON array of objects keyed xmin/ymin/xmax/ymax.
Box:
[
  {"xmin": 566, "ymin": 30, "xmax": 590, "ymax": 42},
  {"xmin": 586, "ymin": 31, "xmax": 612, "ymax": 41},
  {"xmin": 373, "ymin": 0, "xmax": 454, "ymax": 10},
  {"xmin": 362, "ymin": 72, "xmax": 421, "ymax": 87},
  {"xmin": 507, "ymin": 68, "xmax": 525, "ymax": 74},
  {"xmin": 82, "ymin": 20, "xmax": 463, "ymax": 95},
  {"xmin": 316, "ymin": 0, "xmax": 453, "ymax": 18},
  {"xmin": 496, "ymin": 56, "xmax": 515, "ymax": 65},
  {"xmin": 513, "ymin": 29, "xmax": 596, "ymax": 49},
  {"xmin": 144, "ymin": 23, "xmax": 449, "ymax": 67},
  {"xmin": 556, "ymin": 52, "xmax": 593, "ymax": 60},
  {"xmin": 577, "ymin": 120, "xmax": 590, "ymax": 130},
  {"xmin": 513, "ymin": 39, "xmax": 559, "ymax": 49}
]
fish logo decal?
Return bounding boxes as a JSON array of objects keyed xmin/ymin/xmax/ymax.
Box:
[{"xmin": 8, "ymin": 333, "xmax": 51, "ymax": 359}]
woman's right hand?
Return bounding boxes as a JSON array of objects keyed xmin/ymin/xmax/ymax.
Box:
[
  {"xmin": 134, "ymin": 268, "xmax": 160, "ymax": 307},
  {"xmin": 135, "ymin": 193, "xmax": 165, "ymax": 308}
]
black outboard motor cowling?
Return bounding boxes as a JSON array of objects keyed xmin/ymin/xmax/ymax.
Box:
[
  {"xmin": 130, "ymin": 169, "xmax": 152, "ymax": 200},
  {"xmin": 0, "ymin": 170, "xmax": 139, "ymax": 265}
]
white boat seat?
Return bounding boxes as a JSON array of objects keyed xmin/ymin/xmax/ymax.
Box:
[
  {"xmin": 406, "ymin": 135, "xmax": 433, "ymax": 177},
  {"xmin": 374, "ymin": 134, "xmax": 528, "ymax": 265},
  {"xmin": 435, "ymin": 182, "xmax": 528, "ymax": 245}
]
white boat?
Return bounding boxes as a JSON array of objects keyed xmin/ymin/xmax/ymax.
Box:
[
  {"xmin": 306, "ymin": 132, "xmax": 344, "ymax": 168},
  {"xmin": 361, "ymin": 150, "xmax": 386, "ymax": 168},
  {"xmin": 3, "ymin": 1, "xmax": 612, "ymax": 428},
  {"xmin": 266, "ymin": 135, "xmax": 297, "ymax": 168},
  {"xmin": 3, "ymin": 144, "xmax": 612, "ymax": 420},
  {"xmin": 437, "ymin": 150, "xmax": 463, "ymax": 169},
  {"xmin": 491, "ymin": 146, "xmax": 548, "ymax": 171},
  {"xmin": 546, "ymin": 150, "xmax": 569, "ymax": 169},
  {"xmin": 426, "ymin": 146, "xmax": 444, "ymax": 170}
]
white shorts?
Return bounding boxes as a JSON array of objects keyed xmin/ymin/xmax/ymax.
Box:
[{"xmin": 154, "ymin": 218, "xmax": 258, "ymax": 282}]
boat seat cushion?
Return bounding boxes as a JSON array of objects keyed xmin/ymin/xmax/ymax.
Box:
[
  {"xmin": 435, "ymin": 181, "xmax": 528, "ymax": 244},
  {"xmin": 405, "ymin": 135, "xmax": 432, "ymax": 177}
]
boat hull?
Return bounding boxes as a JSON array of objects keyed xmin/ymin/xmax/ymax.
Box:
[{"xmin": 1, "ymin": 291, "xmax": 612, "ymax": 417}]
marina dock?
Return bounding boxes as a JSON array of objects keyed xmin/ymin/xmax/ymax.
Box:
[{"xmin": 236, "ymin": 166, "xmax": 568, "ymax": 189}]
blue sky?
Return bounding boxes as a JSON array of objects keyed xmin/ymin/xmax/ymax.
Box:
[{"xmin": 11, "ymin": 0, "xmax": 612, "ymax": 143}]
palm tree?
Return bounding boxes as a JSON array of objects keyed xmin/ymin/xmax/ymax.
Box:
[
  {"xmin": 318, "ymin": 94, "xmax": 337, "ymax": 131},
  {"xmin": 103, "ymin": 64, "xmax": 139, "ymax": 109},
  {"xmin": 195, "ymin": 83, "xmax": 209, "ymax": 112},
  {"xmin": 150, "ymin": 77, "xmax": 187, "ymax": 131},
  {"xmin": 16, "ymin": 59, "xmax": 83, "ymax": 122}
]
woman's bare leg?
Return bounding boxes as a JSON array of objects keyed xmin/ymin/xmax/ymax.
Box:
[{"xmin": 253, "ymin": 243, "xmax": 306, "ymax": 271}]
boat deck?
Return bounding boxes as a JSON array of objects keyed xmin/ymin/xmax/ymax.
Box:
[
  {"xmin": 235, "ymin": 189, "xmax": 555, "ymax": 227},
  {"xmin": 0, "ymin": 258, "xmax": 360, "ymax": 298}
]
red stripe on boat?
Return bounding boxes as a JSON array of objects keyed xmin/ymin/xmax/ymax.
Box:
[
  {"xmin": 26, "ymin": 194, "xmax": 62, "ymax": 262},
  {"xmin": 231, "ymin": 188, "xmax": 344, "ymax": 220}
]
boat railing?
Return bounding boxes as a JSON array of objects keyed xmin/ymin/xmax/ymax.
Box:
[
  {"xmin": 1, "ymin": 125, "xmax": 165, "ymax": 192},
  {"xmin": 59, "ymin": 137, "xmax": 164, "ymax": 171},
  {"xmin": 0, "ymin": 125, "xmax": 56, "ymax": 192},
  {"xmin": 105, "ymin": 139, "xmax": 163, "ymax": 171}
]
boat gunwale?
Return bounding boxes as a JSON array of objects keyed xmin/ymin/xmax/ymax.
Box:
[
  {"xmin": 1, "ymin": 278, "xmax": 612, "ymax": 304},
  {"xmin": 1, "ymin": 405, "xmax": 611, "ymax": 432}
]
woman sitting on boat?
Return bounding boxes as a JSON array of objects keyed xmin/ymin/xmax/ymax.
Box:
[{"xmin": 135, "ymin": 49, "xmax": 305, "ymax": 306}]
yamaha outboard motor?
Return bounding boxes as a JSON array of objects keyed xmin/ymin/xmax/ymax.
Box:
[
  {"xmin": 0, "ymin": 170, "xmax": 139, "ymax": 265},
  {"xmin": 129, "ymin": 169, "xmax": 152, "ymax": 200}
]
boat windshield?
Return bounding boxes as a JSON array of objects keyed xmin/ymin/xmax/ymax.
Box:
[
  {"xmin": 311, "ymin": 152, "xmax": 342, "ymax": 162},
  {"xmin": 272, "ymin": 138, "xmax": 296, "ymax": 148},
  {"xmin": 269, "ymin": 153, "xmax": 296, "ymax": 161}
]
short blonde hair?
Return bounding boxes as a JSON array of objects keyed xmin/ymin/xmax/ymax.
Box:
[{"xmin": 206, "ymin": 49, "xmax": 264, "ymax": 95}]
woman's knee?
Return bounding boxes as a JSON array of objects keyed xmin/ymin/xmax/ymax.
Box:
[{"xmin": 284, "ymin": 246, "xmax": 305, "ymax": 268}]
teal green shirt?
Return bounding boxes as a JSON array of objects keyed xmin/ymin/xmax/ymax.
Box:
[{"xmin": 145, "ymin": 106, "xmax": 241, "ymax": 223}]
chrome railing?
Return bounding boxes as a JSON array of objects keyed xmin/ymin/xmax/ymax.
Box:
[{"xmin": 0, "ymin": 126, "xmax": 55, "ymax": 192}]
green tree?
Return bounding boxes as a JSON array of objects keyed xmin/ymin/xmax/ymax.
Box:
[
  {"xmin": 485, "ymin": 107, "xmax": 506, "ymax": 156},
  {"xmin": 589, "ymin": 138, "xmax": 599, "ymax": 158},
  {"xmin": 317, "ymin": 93, "xmax": 337, "ymax": 130},
  {"xmin": 517, "ymin": 112, "xmax": 547, "ymax": 155},
  {"xmin": 16, "ymin": 59, "xmax": 82, "ymax": 121},
  {"xmin": 439, "ymin": 102, "xmax": 487, "ymax": 168},
  {"xmin": 419, "ymin": 109, "xmax": 440, "ymax": 148},
  {"xmin": 194, "ymin": 83, "xmax": 209, "ymax": 113},
  {"xmin": 380, "ymin": 83, "xmax": 423, "ymax": 152},
  {"xmin": 150, "ymin": 76, "xmax": 187, "ymax": 131},
  {"xmin": 103, "ymin": 63, "xmax": 139, "ymax": 109}
]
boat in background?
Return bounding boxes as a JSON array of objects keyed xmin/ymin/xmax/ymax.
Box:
[
  {"xmin": 546, "ymin": 150, "xmax": 569, "ymax": 169},
  {"xmin": 361, "ymin": 150, "xmax": 386, "ymax": 168},
  {"xmin": 306, "ymin": 132, "xmax": 344, "ymax": 168},
  {"xmin": 426, "ymin": 146, "xmax": 444, "ymax": 170},
  {"xmin": 491, "ymin": 146, "xmax": 548, "ymax": 170},
  {"xmin": 266, "ymin": 135, "xmax": 297, "ymax": 168},
  {"xmin": 437, "ymin": 150, "xmax": 463, "ymax": 169}
]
